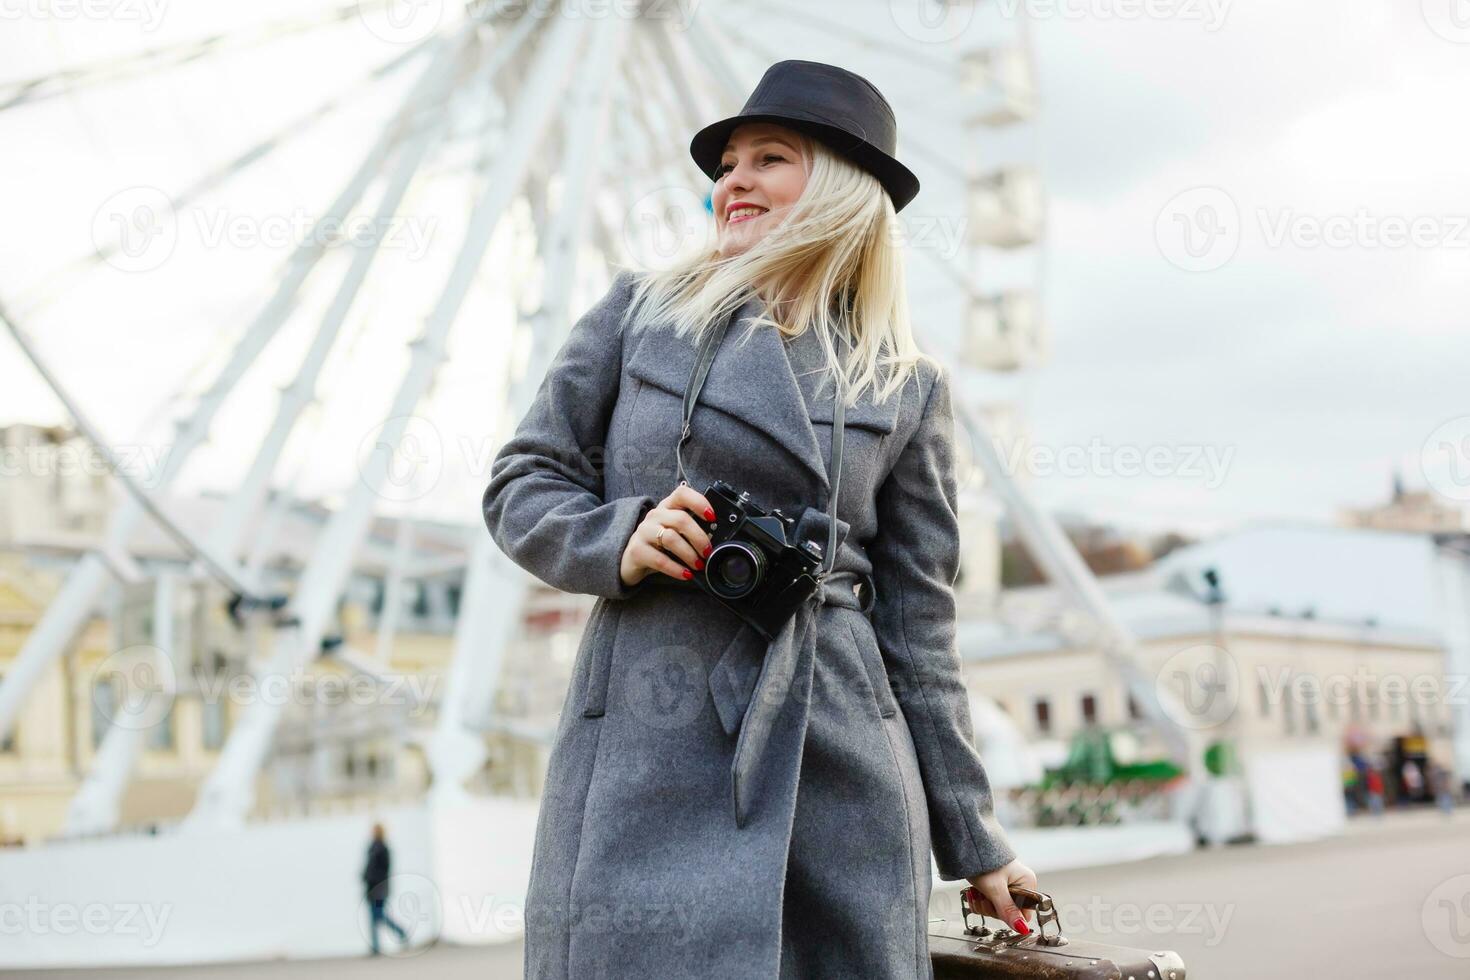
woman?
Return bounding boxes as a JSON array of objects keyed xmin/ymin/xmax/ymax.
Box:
[{"xmin": 483, "ymin": 59, "xmax": 1036, "ymax": 979}]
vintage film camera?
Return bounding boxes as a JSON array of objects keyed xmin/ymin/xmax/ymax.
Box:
[{"xmin": 674, "ymin": 479, "xmax": 826, "ymax": 641}]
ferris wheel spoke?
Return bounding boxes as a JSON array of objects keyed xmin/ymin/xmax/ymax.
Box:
[
  {"xmin": 912, "ymin": 242, "xmax": 982, "ymax": 302},
  {"xmin": 428, "ymin": 7, "xmax": 554, "ymax": 178},
  {"xmin": 11, "ymin": 28, "xmax": 465, "ymax": 321},
  {"xmin": 682, "ymin": 10, "xmax": 747, "ymax": 107},
  {"xmin": 0, "ymin": 1, "xmax": 1053, "ymax": 839},
  {"xmin": 628, "ymin": 30, "xmax": 700, "ymax": 168},
  {"xmin": 615, "ymin": 78, "xmax": 686, "ymax": 193},
  {"xmin": 0, "ymin": 0, "xmax": 451, "ymax": 114},
  {"xmin": 638, "ymin": 20, "xmax": 720, "ymax": 145},
  {"xmin": 738, "ymin": 0, "xmax": 959, "ymax": 77},
  {"xmin": 896, "ymin": 132, "xmax": 966, "ymax": 182}
]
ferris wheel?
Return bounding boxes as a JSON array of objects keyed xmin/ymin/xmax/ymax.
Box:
[{"xmin": 1, "ymin": 1, "xmax": 1184, "ymax": 845}]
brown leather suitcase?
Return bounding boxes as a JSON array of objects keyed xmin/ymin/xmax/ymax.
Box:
[{"xmin": 929, "ymin": 886, "xmax": 1188, "ymax": 979}]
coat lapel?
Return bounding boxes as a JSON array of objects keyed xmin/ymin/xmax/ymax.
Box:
[
  {"xmin": 624, "ymin": 293, "xmax": 902, "ymax": 494},
  {"xmin": 701, "ymin": 296, "xmax": 831, "ymax": 491},
  {"xmin": 780, "ymin": 322, "xmax": 902, "ymax": 434}
]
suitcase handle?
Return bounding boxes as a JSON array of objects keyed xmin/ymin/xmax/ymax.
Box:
[{"xmin": 961, "ymin": 885, "xmax": 1066, "ymax": 947}]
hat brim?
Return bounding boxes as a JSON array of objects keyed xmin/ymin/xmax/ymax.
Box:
[{"xmin": 689, "ymin": 112, "xmax": 920, "ymax": 213}]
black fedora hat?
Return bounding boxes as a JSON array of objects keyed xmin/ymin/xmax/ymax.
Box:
[{"xmin": 689, "ymin": 59, "xmax": 921, "ymax": 213}]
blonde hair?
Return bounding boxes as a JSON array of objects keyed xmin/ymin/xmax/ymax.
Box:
[{"xmin": 613, "ymin": 128, "xmax": 935, "ymax": 408}]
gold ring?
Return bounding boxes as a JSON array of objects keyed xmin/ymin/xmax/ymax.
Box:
[{"xmin": 654, "ymin": 526, "xmax": 667, "ymax": 549}]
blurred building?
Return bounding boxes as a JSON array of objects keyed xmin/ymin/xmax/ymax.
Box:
[
  {"xmin": 958, "ymin": 524, "xmax": 1469, "ymax": 783},
  {"xmin": 998, "ymin": 510, "xmax": 1186, "ymax": 586},
  {"xmin": 0, "ymin": 421, "xmax": 584, "ymax": 843},
  {"xmin": 0, "ymin": 422, "xmax": 111, "ymax": 544},
  {"xmin": 1339, "ymin": 471, "xmax": 1467, "ymax": 534}
]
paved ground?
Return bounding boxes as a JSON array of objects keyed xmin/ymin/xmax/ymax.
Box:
[{"xmin": 15, "ymin": 806, "xmax": 1470, "ymax": 978}]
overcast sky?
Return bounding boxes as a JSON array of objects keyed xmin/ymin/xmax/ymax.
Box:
[{"xmin": 1, "ymin": 0, "xmax": 1466, "ymax": 539}]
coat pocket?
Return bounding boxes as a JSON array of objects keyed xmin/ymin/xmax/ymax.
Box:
[
  {"xmin": 579, "ymin": 598, "xmax": 620, "ymax": 718},
  {"xmin": 846, "ymin": 615, "xmax": 897, "ymax": 719}
]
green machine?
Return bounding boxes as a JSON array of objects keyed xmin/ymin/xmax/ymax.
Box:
[{"xmin": 1040, "ymin": 728, "xmax": 1185, "ymax": 789}]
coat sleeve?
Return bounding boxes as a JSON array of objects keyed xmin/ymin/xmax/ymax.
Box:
[
  {"xmin": 866, "ymin": 361, "xmax": 1018, "ymax": 881},
  {"xmin": 482, "ymin": 270, "xmax": 658, "ymax": 601}
]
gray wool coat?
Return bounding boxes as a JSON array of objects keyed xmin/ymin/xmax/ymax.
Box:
[{"xmin": 482, "ymin": 270, "xmax": 1017, "ymax": 979}]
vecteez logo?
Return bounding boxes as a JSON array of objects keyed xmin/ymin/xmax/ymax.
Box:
[
  {"xmin": 1155, "ymin": 187, "xmax": 1242, "ymax": 273},
  {"xmin": 1422, "ymin": 0, "xmax": 1470, "ymax": 43}
]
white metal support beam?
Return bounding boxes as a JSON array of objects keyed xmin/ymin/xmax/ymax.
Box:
[
  {"xmin": 428, "ymin": 12, "xmax": 631, "ymax": 801},
  {"xmin": 682, "ymin": 10, "xmax": 746, "ymax": 111},
  {"xmin": 641, "ymin": 19, "xmax": 719, "ymax": 144},
  {"xmin": 183, "ymin": 10, "xmax": 592, "ymax": 832},
  {"xmin": 0, "ymin": 23, "xmax": 476, "ymax": 747},
  {"xmin": 952, "ymin": 392, "xmax": 1203, "ymax": 783},
  {"xmin": 13, "ymin": 33, "xmax": 445, "ymax": 317},
  {"xmin": 45, "ymin": 32, "xmax": 480, "ymax": 836},
  {"xmin": 374, "ymin": 515, "xmax": 417, "ymax": 664},
  {"xmin": 1435, "ymin": 542, "xmax": 1470, "ymax": 787},
  {"xmin": 62, "ymin": 571, "xmax": 181, "ymax": 835},
  {"xmin": 197, "ymin": 28, "xmax": 476, "ymax": 590},
  {"xmin": 0, "ymin": 306, "xmax": 256, "ymax": 596}
]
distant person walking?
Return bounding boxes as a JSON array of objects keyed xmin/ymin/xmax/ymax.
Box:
[
  {"xmin": 1401, "ymin": 758, "xmax": 1424, "ymax": 803},
  {"xmin": 1365, "ymin": 765, "xmax": 1385, "ymax": 817},
  {"xmin": 362, "ymin": 822, "xmax": 408, "ymax": 956},
  {"xmin": 1430, "ymin": 762, "xmax": 1457, "ymax": 815}
]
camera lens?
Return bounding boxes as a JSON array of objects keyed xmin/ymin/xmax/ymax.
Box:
[{"xmin": 706, "ymin": 542, "xmax": 765, "ymax": 599}]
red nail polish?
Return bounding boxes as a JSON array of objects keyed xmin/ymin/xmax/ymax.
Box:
[
  {"xmin": 694, "ymin": 559, "xmax": 704, "ymax": 570},
  {"xmin": 703, "ymin": 545, "xmax": 712, "ymax": 557},
  {"xmin": 1011, "ymin": 917, "xmax": 1029, "ymax": 936},
  {"xmin": 704, "ymin": 509, "xmax": 715, "ymax": 521},
  {"xmin": 682, "ymin": 569, "xmax": 693, "ymax": 580}
]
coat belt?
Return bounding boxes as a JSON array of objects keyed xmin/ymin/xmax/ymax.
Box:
[{"xmin": 706, "ymin": 570, "xmax": 874, "ymax": 828}]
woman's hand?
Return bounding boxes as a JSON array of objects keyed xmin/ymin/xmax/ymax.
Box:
[
  {"xmin": 619, "ymin": 482, "xmax": 717, "ymax": 588},
  {"xmin": 964, "ymin": 858, "xmax": 1039, "ymax": 936}
]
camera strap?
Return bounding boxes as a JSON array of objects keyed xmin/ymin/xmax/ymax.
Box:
[{"xmin": 677, "ymin": 301, "xmax": 844, "ymax": 580}]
